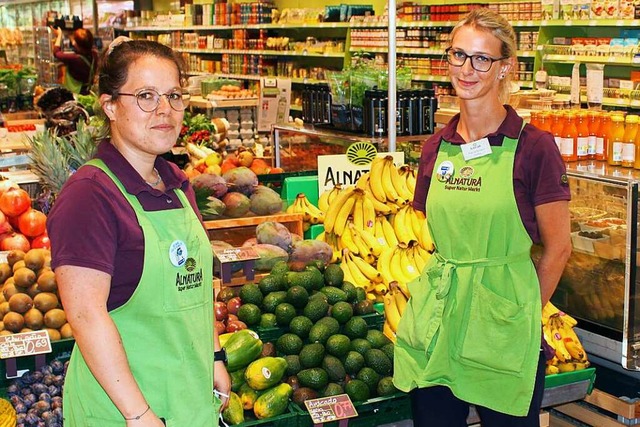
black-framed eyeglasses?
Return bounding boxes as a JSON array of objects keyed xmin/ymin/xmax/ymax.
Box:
[
  {"xmin": 117, "ymin": 89, "xmax": 191, "ymax": 112},
  {"xmin": 445, "ymin": 47, "xmax": 508, "ymax": 73}
]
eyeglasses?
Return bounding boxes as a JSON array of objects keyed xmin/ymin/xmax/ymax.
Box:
[
  {"xmin": 117, "ymin": 89, "xmax": 191, "ymax": 112},
  {"xmin": 445, "ymin": 48, "xmax": 508, "ymax": 73}
]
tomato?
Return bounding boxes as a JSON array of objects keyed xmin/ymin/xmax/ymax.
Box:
[
  {"xmin": 0, "ymin": 233, "xmax": 30, "ymax": 252},
  {"xmin": 0, "ymin": 188, "xmax": 31, "ymax": 218},
  {"xmin": 31, "ymin": 233, "xmax": 51, "ymax": 250},
  {"xmin": 18, "ymin": 209, "xmax": 46, "ymax": 237}
]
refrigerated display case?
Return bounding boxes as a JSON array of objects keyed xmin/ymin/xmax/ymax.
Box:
[{"xmin": 544, "ymin": 163, "xmax": 640, "ymax": 371}]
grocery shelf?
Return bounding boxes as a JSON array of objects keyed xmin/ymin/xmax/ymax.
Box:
[
  {"xmin": 543, "ymin": 54, "xmax": 640, "ymax": 66},
  {"xmin": 175, "ymin": 47, "xmax": 345, "ymax": 58},
  {"xmin": 126, "ymin": 22, "xmax": 350, "ymax": 32},
  {"xmin": 541, "ymin": 19, "xmax": 640, "ymax": 27}
]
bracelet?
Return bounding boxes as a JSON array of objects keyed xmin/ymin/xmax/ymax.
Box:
[{"xmin": 124, "ymin": 404, "xmax": 150, "ymax": 421}]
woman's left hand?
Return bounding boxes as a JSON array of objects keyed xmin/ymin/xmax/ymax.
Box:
[{"xmin": 214, "ymin": 362, "xmax": 231, "ymax": 411}]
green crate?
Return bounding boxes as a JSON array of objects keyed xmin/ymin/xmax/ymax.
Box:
[
  {"xmin": 237, "ymin": 402, "xmax": 300, "ymax": 426},
  {"xmin": 544, "ymin": 367, "xmax": 596, "ymax": 391},
  {"xmin": 258, "ymin": 171, "xmax": 317, "ymax": 196},
  {"xmin": 282, "ymin": 175, "xmax": 319, "ymax": 207},
  {"xmin": 256, "ymin": 326, "xmax": 287, "ymax": 343},
  {"xmin": 361, "ymin": 311, "xmax": 385, "ymax": 330},
  {"xmin": 305, "ymin": 224, "xmax": 324, "ymax": 240},
  {"xmin": 293, "ymin": 392, "xmax": 412, "ymax": 427}
]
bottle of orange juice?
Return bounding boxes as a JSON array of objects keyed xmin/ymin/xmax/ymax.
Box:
[
  {"xmin": 607, "ymin": 114, "xmax": 625, "ymax": 166},
  {"xmin": 561, "ymin": 112, "xmax": 578, "ymax": 162},
  {"xmin": 529, "ymin": 111, "xmax": 539, "ymax": 129},
  {"xmin": 597, "ymin": 112, "xmax": 611, "ymax": 161},
  {"xmin": 622, "ymin": 114, "xmax": 639, "ymax": 168},
  {"xmin": 576, "ymin": 112, "xmax": 590, "ymax": 161},
  {"xmin": 538, "ymin": 111, "xmax": 551, "ymax": 133},
  {"xmin": 587, "ymin": 111, "xmax": 600, "ymax": 160},
  {"xmin": 551, "ymin": 111, "xmax": 564, "ymax": 154}
]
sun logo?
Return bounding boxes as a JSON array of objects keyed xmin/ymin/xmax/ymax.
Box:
[
  {"xmin": 185, "ymin": 258, "xmax": 197, "ymax": 272},
  {"xmin": 347, "ymin": 142, "xmax": 377, "ymax": 166}
]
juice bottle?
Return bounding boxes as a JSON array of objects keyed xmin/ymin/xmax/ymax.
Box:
[
  {"xmin": 561, "ymin": 112, "xmax": 578, "ymax": 162},
  {"xmin": 597, "ymin": 112, "xmax": 611, "ymax": 162},
  {"xmin": 529, "ymin": 111, "xmax": 540, "ymax": 129},
  {"xmin": 538, "ymin": 111, "xmax": 551, "ymax": 133},
  {"xmin": 576, "ymin": 112, "xmax": 590, "ymax": 161},
  {"xmin": 550, "ymin": 111, "xmax": 564, "ymax": 154},
  {"xmin": 607, "ymin": 114, "xmax": 625, "ymax": 166},
  {"xmin": 587, "ymin": 111, "xmax": 600, "ymax": 160},
  {"xmin": 622, "ymin": 114, "xmax": 639, "ymax": 168}
]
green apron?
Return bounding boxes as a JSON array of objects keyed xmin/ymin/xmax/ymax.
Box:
[
  {"xmin": 63, "ymin": 55, "xmax": 94, "ymax": 94},
  {"xmin": 62, "ymin": 159, "xmax": 220, "ymax": 426},
  {"xmin": 394, "ymin": 127, "xmax": 542, "ymax": 416}
]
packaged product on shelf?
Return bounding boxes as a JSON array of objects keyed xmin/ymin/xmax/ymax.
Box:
[
  {"xmin": 586, "ymin": 64, "xmax": 605, "ymax": 109},
  {"xmin": 619, "ymin": 0, "xmax": 635, "ymax": 18},
  {"xmin": 541, "ymin": 0, "xmax": 560, "ymax": 20}
]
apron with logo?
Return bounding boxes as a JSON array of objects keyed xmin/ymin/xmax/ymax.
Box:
[
  {"xmin": 63, "ymin": 54, "xmax": 94, "ymax": 94},
  {"xmin": 393, "ymin": 127, "xmax": 542, "ymax": 416},
  {"xmin": 62, "ymin": 159, "xmax": 219, "ymax": 426}
]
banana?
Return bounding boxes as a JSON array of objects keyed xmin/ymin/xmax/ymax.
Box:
[
  {"xmin": 333, "ymin": 192, "xmax": 357, "ymax": 236},
  {"xmin": 374, "ymin": 215, "xmax": 389, "ymax": 246},
  {"xmin": 550, "ymin": 322, "xmax": 572, "ymax": 363},
  {"xmin": 318, "ymin": 188, "xmax": 332, "ymax": 213},
  {"xmin": 376, "ymin": 246, "xmax": 396, "ymax": 286},
  {"xmin": 355, "ymin": 226, "xmax": 383, "ymax": 257},
  {"xmin": 340, "ymin": 222, "xmax": 360, "ymax": 255},
  {"xmin": 361, "ymin": 193, "xmax": 377, "ymax": 231},
  {"xmin": 387, "ymin": 156, "xmax": 413, "ymax": 203},
  {"xmin": 355, "ymin": 172, "xmax": 370, "ymax": 191},
  {"xmin": 545, "ymin": 364, "xmax": 560, "ymax": 375},
  {"xmin": 286, "ymin": 195, "xmax": 302, "ymax": 214},
  {"xmin": 404, "ymin": 167, "xmax": 417, "ymax": 194},
  {"xmin": 390, "ymin": 282, "xmax": 408, "ymax": 315},
  {"xmin": 557, "ymin": 362, "xmax": 577, "ymax": 373},
  {"xmin": 365, "ymin": 189, "xmax": 393, "ymax": 215},
  {"xmin": 366, "ymin": 292, "xmax": 377, "ymax": 302},
  {"xmin": 399, "ymin": 246, "xmax": 420, "ymax": 281},
  {"xmin": 417, "ymin": 217, "xmax": 435, "ymax": 252},
  {"xmin": 385, "ymin": 201, "xmax": 401, "ymax": 214},
  {"xmin": 328, "ymin": 185, "xmax": 342, "ymax": 205},
  {"xmin": 557, "ymin": 318, "xmax": 588, "ymax": 362},
  {"xmin": 383, "ymin": 321, "xmax": 397, "ymax": 343},
  {"xmin": 352, "ymin": 193, "xmax": 365, "ymax": 231},
  {"xmin": 394, "ymin": 206, "xmax": 418, "ymax": 245},
  {"xmin": 379, "ymin": 215, "xmax": 399, "ymax": 247},
  {"xmin": 343, "ymin": 250, "xmax": 374, "ymax": 289},
  {"xmin": 324, "ymin": 186, "xmax": 356, "ymax": 234},
  {"xmin": 340, "ymin": 260, "xmax": 356, "ymax": 284},
  {"xmin": 381, "ymin": 159, "xmax": 401, "ymax": 204},
  {"xmin": 349, "ymin": 250, "xmax": 383, "ymax": 283},
  {"xmin": 542, "ymin": 301, "xmax": 560, "ymax": 325},
  {"xmin": 383, "ymin": 292, "xmax": 402, "ymax": 333},
  {"xmin": 297, "ymin": 194, "xmax": 324, "ymax": 224},
  {"xmin": 408, "ymin": 244, "xmax": 427, "ymax": 275},
  {"xmin": 391, "ymin": 246, "xmax": 414, "ymax": 284},
  {"xmin": 350, "ymin": 224, "xmax": 374, "ymax": 263},
  {"xmin": 369, "ymin": 157, "xmax": 387, "ymax": 202},
  {"xmin": 374, "ymin": 283, "xmax": 388, "ymax": 295}
]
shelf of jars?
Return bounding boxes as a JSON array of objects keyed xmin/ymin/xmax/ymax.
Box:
[
  {"xmin": 211, "ymin": 73, "xmax": 328, "ymax": 85},
  {"xmin": 127, "ymin": 22, "xmax": 351, "ymax": 32},
  {"xmin": 349, "ymin": 46, "xmax": 537, "ymax": 58},
  {"xmin": 540, "ymin": 19, "xmax": 640, "ymax": 27},
  {"xmin": 547, "ymin": 84, "xmax": 640, "ymax": 108},
  {"xmin": 543, "ymin": 53, "xmax": 640, "ymax": 66},
  {"xmin": 175, "ymin": 48, "xmax": 345, "ymax": 58}
]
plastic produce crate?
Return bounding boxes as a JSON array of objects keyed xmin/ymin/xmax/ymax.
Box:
[
  {"xmin": 256, "ymin": 326, "xmax": 287, "ymax": 343},
  {"xmin": 361, "ymin": 311, "xmax": 385, "ymax": 330},
  {"xmin": 293, "ymin": 392, "xmax": 412, "ymax": 427},
  {"xmin": 236, "ymin": 402, "xmax": 299, "ymax": 427}
]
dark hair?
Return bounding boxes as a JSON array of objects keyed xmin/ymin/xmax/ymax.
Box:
[
  {"xmin": 98, "ymin": 39, "xmax": 187, "ymax": 98},
  {"xmin": 72, "ymin": 28, "xmax": 94, "ymax": 55}
]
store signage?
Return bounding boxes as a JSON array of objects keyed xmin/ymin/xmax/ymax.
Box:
[
  {"xmin": 213, "ymin": 247, "xmax": 260, "ymax": 263},
  {"xmin": 317, "ymin": 151, "xmax": 404, "ymax": 193},
  {"xmin": 0, "ymin": 331, "xmax": 52, "ymax": 359},
  {"xmin": 304, "ymin": 394, "xmax": 358, "ymax": 424}
]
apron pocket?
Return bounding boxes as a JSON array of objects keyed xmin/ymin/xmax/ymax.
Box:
[
  {"xmin": 396, "ymin": 275, "xmax": 441, "ymax": 353},
  {"xmin": 458, "ymin": 281, "xmax": 531, "ymax": 374}
]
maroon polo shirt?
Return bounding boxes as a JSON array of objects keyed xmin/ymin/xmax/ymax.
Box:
[
  {"xmin": 413, "ymin": 105, "xmax": 571, "ymax": 244},
  {"xmin": 53, "ymin": 46, "xmax": 99, "ymax": 84},
  {"xmin": 48, "ymin": 140, "xmax": 202, "ymax": 311}
]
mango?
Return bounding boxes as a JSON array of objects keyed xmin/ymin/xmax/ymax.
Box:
[
  {"xmin": 256, "ymin": 221, "xmax": 292, "ymax": 252},
  {"xmin": 289, "ymin": 240, "xmax": 333, "ymax": 265},
  {"xmin": 250, "ymin": 186, "xmax": 284, "ymax": 215},
  {"xmin": 190, "ymin": 173, "xmax": 228, "ymax": 199},
  {"xmin": 253, "ymin": 244, "xmax": 289, "ymax": 271},
  {"xmin": 222, "ymin": 192, "xmax": 251, "ymax": 218},
  {"xmin": 223, "ymin": 166, "xmax": 259, "ymax": 196}
]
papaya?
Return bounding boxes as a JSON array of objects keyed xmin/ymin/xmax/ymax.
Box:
[
  {"xmin": 244, "ymin": 357, "xmax": 288, "ymax": 390},
  {"xmin": 239, "ymin": 382, "xmax": 263, "ymax": 410},
  {"xmin": 222, "ymin": 391, "xmax": 245, "ymax": 425},
  {"xmin": 254, "ymin": 383, "xmax": 293, "ymax": 419},
  {"xmin": 229, "ymin": 368, "xmax": 246, "ymax": 393},
  {"xmin": 224, "ymin": 329, "xmax": 263, "ymax": 372}
]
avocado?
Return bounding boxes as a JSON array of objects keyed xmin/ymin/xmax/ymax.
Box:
[
  {"xmin": 366, "ymin": 329, "xmax": 391, "ymax": 349},
  {"xmin": 271, "ymin": 260, "xmax": 289, "ymax": 276},
  {"xmin": 356, "ymin": 367, "xmax": 381, "ymax": 394},
  {"xmin": 303, "ymin": 298, "xmax": 330, "ymax": 323},
  {"xmin": 276, "ymin": 333, "xmax": 304, "ymax": 355},
  {"xmin": 381, "ymin": 342, "xmax": 395, "ymax": 362},
  {"xmin": 377, "ymin": 376, "xmax": 398, "ymax": 397},
  {"xmin": 364, "ymin": 348, "xmax": 392, "ymax": 376},
  {"xmin": 239, "ymin": 283, "xmax": 263, "ymax": 306},
  {"xmin": 343, "ymin": 351, "xmax": 365, "ymax": 375},
  {"xmin": 354, "ymin": 300, "xmax": 375, "ymax": 315},
  {"xmin": 341, "ymin": 281, "xmax": 358, "ymax": 303},
  {"xmin": 299, "ymin": 343, "xmax": 325, "ymax": 368},
  {"xmin": 351, "ymin": 338, "xmax": 373, "ymax": 356},
  {"xmin": 286, "ymin": 285, "xmax": 310, "ymax": 309},
  {"xmin": 275, "ymin": 302, "xmax": 297, "ymax": 326},
  {"xmin": 292, "ymin": 387, "xmax": 319, "ymax": 406},
  {"xmin": 259, "ymin": 275, "xmax": 283, "ymax": 294},
  {"xmin": 308, "ymin": 317, "xmax": 340, "ymax": 344},
  {"xmin": 297, "ymin": 368, "xmax": 329, "ymax": 391},
  {"xmin": 321, "ymin": 382, "xmax": 344, "ymax": 397},
  {"xmin": 343, "ymin": 316, "xmax": 368, "ymax": 339},
  {"xmin": 325, "ymin": 334, "xmax": 351, "ymax": 358},
  {"xmin": 320, "ymin": 286, "xmax": 348, "ymax": 305},
  {"xmin": 324, "ymin": 264, "xmax": 344, "ymax": 287},
  {"xmin": 345, "ymin": 379, "xmax": 370, "ymax": 402},
  {"xmin": 330, "ymin": 301, "xmax": 353, "ymax": 324},
  {"xmin": 237, "ymin": 303, "xmax": 261, "ymax": 326},
  {"xmin": 322, "ymin": 355, "xmax": 347, "ymax": 383},
  {"xmin": 262, "ymin": 291, "xmax": 287, "ymax": 313},
  {"xmin": 286, "ymin": 267, "xmax": 323, "ymax": 292},
  {"xmin": 284, "ymin": 355, "xmax": 302, "ymax": 376}
]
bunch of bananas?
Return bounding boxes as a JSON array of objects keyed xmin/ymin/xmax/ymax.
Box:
[
  {"xmin": 318, "ymin": 185, "xmax": 344, "ymax": 213},
  {"xmin": 542, "ymin": 302, "xmax": 590, "ymax": 374},
  {"xmin": 286, "ymin": 193, "xmax": 324, "ymax": 231},
  {"xmin": 390, "ymin": 205, "xmax": 434, "ymax": 251},
  {"xmin": 382, "ymin": 282, "xmax": 409, "ymax": 343},
  {"xmin": 377, "ymin": 242, "xmax": 429, "ymax": 296},
  {"xmin": 340, "ymin": 248, "xmax": 386, "ymax": 297}
]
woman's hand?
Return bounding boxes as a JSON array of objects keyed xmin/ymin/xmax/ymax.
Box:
[{"xmin": 214, "ymin": 362, "xmax": 231, "ymax": 411}]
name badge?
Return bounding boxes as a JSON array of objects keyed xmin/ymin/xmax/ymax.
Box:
[{"xmin": 461, "ymin": 138, "xmax": 492, "ymax": 161}]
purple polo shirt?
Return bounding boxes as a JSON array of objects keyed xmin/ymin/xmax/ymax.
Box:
[
  {"xmin": 413, "ymin": 105, "xmax": 571, "ymax": 244},
  {"xmin": 47, "ymin": 140, "xmax": 202, "ymax": 311},
  {"xmin": 53, "ymin": 46, "xmax": 99, "ymax": 84}
]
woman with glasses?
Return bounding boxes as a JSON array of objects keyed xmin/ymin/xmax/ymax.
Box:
[
  {"xmin": 393, "ymin": 9, "xmax": 572, "ymax": 426},
  {"xmin": 47, "ymin": 38, "xmax": 230, "ymax": 426}
]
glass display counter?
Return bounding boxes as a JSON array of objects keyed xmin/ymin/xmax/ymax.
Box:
[{"xmin": 546, "ymin": 161, "xmax": 640, "ymax": 371}]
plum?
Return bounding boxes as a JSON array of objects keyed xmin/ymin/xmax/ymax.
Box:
[
  {"xmin": 38, "ymin": 393, "xmax": 52, "ymax": 403},
  {"xmin": 50, "ymin": 360, "xmax": 64, "ymax": 375},
  {"xmin": 33, "ymin": 400, "xmax": 50, "ymax": 415}
]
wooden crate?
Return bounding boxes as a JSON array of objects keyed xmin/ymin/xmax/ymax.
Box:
[
  {"xmin": 467, "ymin": 409, "xmax": 549, "ymax": 426},
  {"xmin": 205, "ymin": 213, "xmax": 304, "ymax": 247},
  {"xmin": 549, "ymin": 389, "xmax": 640, "ymax": 426}
]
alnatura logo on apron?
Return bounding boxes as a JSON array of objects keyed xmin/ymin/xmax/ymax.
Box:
[
  {"xmin": 436, "ymin": 162, "xmax": 482, "ymax": 193},
  {"xmin": 170, "ymin": 240, "xmax": 204, "ymax": 292}
]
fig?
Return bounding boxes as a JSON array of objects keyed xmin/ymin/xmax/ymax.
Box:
[
  {"xmin": 227, "ymin": 297, "xmax": 242, "ymax": 315},
  {"xmin": 214, "ymin": 301, "xmax": 229, "ymax": 322}
]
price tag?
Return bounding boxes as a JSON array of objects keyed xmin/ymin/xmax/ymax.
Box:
[
  {"xmin": 213, "ymin": 247, "xmax": 259, "ymax": 263},
  {"xmin": 304, "ymin": 394, "xmax": 358, "ymax": 424},
  {"xmin": 0, "ymin": 331, "xmax": 52, "ymax": 359}
]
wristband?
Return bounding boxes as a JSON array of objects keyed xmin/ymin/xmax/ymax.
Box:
[
  {"xmin": 124, "ymin": 404, "xmax": 150, "ymax": 421},
  {"xmin": 214, "ymin": 349, "xmax": 227, "ymax": 364}
]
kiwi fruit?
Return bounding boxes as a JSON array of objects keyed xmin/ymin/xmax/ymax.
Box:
[
  {"xmin": 0, "ymin": 264, "xmax": 11, "ymax": 284},
  {"xmin": 44, "ymin": 308, "xmax": 66, "ymax": 329},
  {"xmin": 34, "ymin": 292, "xmax": 58, "ymax": 313},
  {"xmin": 13, "ymin": 267, "xmax": 36, "ymax": 288},
  {"xmin": 59, "ymin": 322, "xmax": 73, "ymax": 339},
  {"xmin": 6, "ymin": 250, "xmax": 25, "ymax": 268},
  {"xmin": 12, "ymin": 260, "xmax": 26, "ymax": 273},
  {"xmin": 23, "ymin": 250, "xmax": 46, "ymax": 272},
  {"xmin": 23, "ymin": 308, "xmax": 44, "ymax": 330},
  {"xmin": 19, "ymin": 328, "xmax": 33, "ymax": 333},
  {"xmin": 27, "ymin": 284, "xmax": 41, "ymax": 299},
  {"xmin": 0, "ymin": 302, "xmax": 10, "ymax": 318},
  {"xmin": 44, "ymin": 328, "xmax": 61, "ymax": 341},
  {"xmin": 36, "ymin": 271, "xmax": 57, "ymax": 293},
  {"xmin": 3, "ymin": 312, "xmax": 24, "ymax": 333},
  {"xmin": 8, "ymin": 293, "xmax": 33, "ymax": 314},
  {"xmin": 2, "ymin": 282, "xmax": 18, "ymax": 301},
  {"xmin": 0, "ymin": 330, "xmax": 12, "ymax": 336}
]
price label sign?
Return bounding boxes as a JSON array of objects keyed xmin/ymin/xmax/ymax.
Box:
[
  {"xmin": 304, "ymin": 394, "xmax": 358, "ymax": 424},
  {"xmin": 0, "ymin": 331, "xmax": 52, "ymax": 359},
  {"xmin": 213, "ymin": 247, "xmax": 259, "ymax": 264}
]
